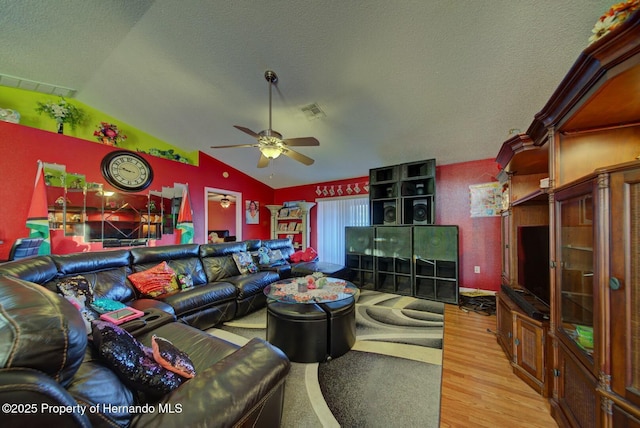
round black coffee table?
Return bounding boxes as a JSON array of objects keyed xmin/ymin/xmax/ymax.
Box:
[{"xmin": 264, "ymin": 277, "xmax": 358, "ymax": 363}]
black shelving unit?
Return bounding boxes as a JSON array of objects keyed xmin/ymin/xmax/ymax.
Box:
[
  {"xmin": 345, "ymin": 227, "xmax": 375, "ymax": 290},
  {"xmin": 375, "ymin": 226, "xmax": 413, "ymax": 295},
  {"xmin": 413, "ymin": 225, "xmax": 459, "ymax": 304},
  {"xmin": 345, "ymin": 225, "xmax": 459, "ymax": 304}
]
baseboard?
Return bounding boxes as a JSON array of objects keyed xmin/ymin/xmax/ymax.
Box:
[{"xmin": 459, "ymin": 287, "xmax": 496, "ymax": 296}]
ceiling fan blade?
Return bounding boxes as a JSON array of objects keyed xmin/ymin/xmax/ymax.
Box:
[
  {"xmin": 233, "ymin": 125, "xmax": 261, "ymax": 139},
  {"xmin": 210, "ymin": 143, "xmax": 257, "ymax": 149},
  {"xmin": 257, "ymin": 153, "xmax": 270, "ymax": 168},
  {"xmin": 283, "ymin": 148, "xmax": 315, "ymax": 165},
  {"xmin": 282, "ymin": 137, "xmax": 320, "ymax": 147}
]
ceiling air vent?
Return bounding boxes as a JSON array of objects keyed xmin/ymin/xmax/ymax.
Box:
[
  {"xmin": 301, "ymin": 103, "xmax": 326, "ymax": 120},
  {"xmin": 0, "ymin": 73, "xmax": 76, "ymax": 97}
]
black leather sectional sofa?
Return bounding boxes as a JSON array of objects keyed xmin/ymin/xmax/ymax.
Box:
[{"xmin": 0, "ymin": 238, "xmax": 351, "ymax": 427}]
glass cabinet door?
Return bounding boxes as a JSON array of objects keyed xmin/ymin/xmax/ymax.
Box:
[{"xmin": 556, "ymin": 183, "xmax": 594, "ymax": 363}]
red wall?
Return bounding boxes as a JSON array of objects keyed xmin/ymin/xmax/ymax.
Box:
[
  {"xmin": 0, "ymin": 121, "xmax": 501, "ymax": 291},
  {"xmin": 436, "ymin": 159, "xmax": 501, "ymax": 292},
  {"xmin": 0, "ymin": 121, "xmax": 273, "ymax": 259},
  {"xmin": 275, "ymin": 159, "xmax": 502, "ymax": 292}
]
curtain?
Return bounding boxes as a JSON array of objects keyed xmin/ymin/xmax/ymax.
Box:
[{"xmin": 317, "ymin": 196, "xmax": 369, "ymax": 264}]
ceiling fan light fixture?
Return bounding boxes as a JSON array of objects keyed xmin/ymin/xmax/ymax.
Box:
[
  {"xmin": 260, "ymin": 146, "xmax": 282, "ymax": 159},
  {"xmin": 220, "ymin": 195, "xmax": 231, "ymax": 208}
]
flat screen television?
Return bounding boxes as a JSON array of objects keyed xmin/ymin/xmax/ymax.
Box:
[{"xmin": 517, "ymin": 225, "xmax": 550, "ymax": 306}]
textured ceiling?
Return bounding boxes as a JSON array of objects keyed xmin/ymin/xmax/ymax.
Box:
[{"xmin": 0, "ymin": 0, "xmax": 612, "ymax": 188}]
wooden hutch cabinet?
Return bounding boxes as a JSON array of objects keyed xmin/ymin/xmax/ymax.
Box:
[
  {"xmin": 496, "ymin": 132, "xmax": 551, "ymax": 397},
  {"xmin": 496, "ymin": 13, "xmax": 640, "ymax": 427}
]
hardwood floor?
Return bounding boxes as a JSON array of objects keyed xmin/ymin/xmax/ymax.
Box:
[{"xmin": 439, "ymin": 303, "xmax": 557, "ymax": 428}]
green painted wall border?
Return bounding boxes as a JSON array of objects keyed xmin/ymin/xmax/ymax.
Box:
[{"xmin": 0, "ymin": 86, "xmax": 198, "ymax": 165}]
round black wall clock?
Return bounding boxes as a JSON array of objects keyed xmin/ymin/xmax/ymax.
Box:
[{"xmin": 101, "ymin": 150, "xmax": 153, "ymax": 192}]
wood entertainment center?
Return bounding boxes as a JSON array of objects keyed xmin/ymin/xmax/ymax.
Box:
[{"xmin": 496, "ymin": 14, "xmax": 640, "ymax": 427}]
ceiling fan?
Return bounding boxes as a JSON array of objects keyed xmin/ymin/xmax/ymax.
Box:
[{"xmin": 211, "ymin": 70, "xmax": 319, "ymax": 168}]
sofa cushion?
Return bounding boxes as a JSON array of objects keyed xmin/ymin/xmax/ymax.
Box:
[
  {"xmin": 0, "ymin": 276, "xmax": 87, "ymax": 387},
  {"xmin": 154, "ymin": 281, "xmax": 237, "ymax": 317},
  {"xmin": 67, "ymin": 347, "xmax": 135, "ymax": 427},
  {"xmin": 224, "ymin": 271, "xmax": 280, "ymax": 300},
  {"xmin": 0, "ymin": 256, "xmax": 58, "ymax": 284},
  {"xmin": 52, "ymin": 250, "xmax": 131, "ymax": 275},
  {"xmin": 46, "ymin": 251, "xmax": 136, "ymax": 303},
  {"xmin": 92, "ymin": 320, "xmax": 184, "ymax": 396},
  {"xmin": 199, "ymin": 241, "xmax": 247, "ymax": 258},
  {"xmin": 201, "ymin": 255, "xmax": 240, "ymax": 282},
  {"xmin": 136, "ymin": 322, "xmax": 240, "ymax": 371}
]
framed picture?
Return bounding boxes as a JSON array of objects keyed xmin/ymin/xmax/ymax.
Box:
[{"xmin": 246, "ymin": 200, "xmax": 259, "ymax": 224}]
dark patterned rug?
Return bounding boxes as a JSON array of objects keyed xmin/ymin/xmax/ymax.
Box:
[{"xmin": 208, "ymin": 290, "xmax": 444, "ymax": 427}]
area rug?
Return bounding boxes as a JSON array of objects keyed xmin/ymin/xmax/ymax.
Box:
[{"xmin": 207, "ymin": 290, "xmax": 445, "ymax": 427}]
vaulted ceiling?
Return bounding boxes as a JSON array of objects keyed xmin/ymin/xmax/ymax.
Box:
[{"xmin": 1, "ymin": 0, "xmax": 612, "ymax": 188}]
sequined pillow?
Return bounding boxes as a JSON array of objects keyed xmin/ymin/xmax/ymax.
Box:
[
  {"xmin": 232, "ymin": 251, "xmax": 258, "ymax": 274},
  {"xmin": 151, "ymin": 335, "xmax": 196, "ymax": 379},
  {"xmin": 128, "ymin": 261, "xmax": 180, "ymax": 297},
  {"xmin": 92, "ymin": 320, "xmax": 184, "ymax": 397},
  {"xmin": 57, "ymin": 275, "xmax": 99, "ymax": 333}
]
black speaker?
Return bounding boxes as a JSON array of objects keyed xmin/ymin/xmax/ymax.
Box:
[
  {"xmin": 383, "ymin": 202, "xmax": 397, "ymax": 225},
  {"xmin": 345, "ymin": 227, "xmax": 374, "ymax": 254},
  {"xmin": 414, "ymin": 226, "xmax": 458, "ymax": 261},
  {"xmin": 376, "ymin": 226, "xmax": 412, "ymax": 258},
  {"xmin": 412, "ymin": 199, "xmax": 430, "ymax": 225}
]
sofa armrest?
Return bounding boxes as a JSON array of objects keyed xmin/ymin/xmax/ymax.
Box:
[
  {"xmin": 260, "ymin": 263, "xmax": 292, "ymax": 279},
  {"xmin": 133, "ymin": 337, "xmax": 291, "ymax": 428},
  {"xmin": 129, "ymin": 298, "xmax": 175, "ymax": 316},
  {"xmin": 0, "ymin": 368, "xmax": 91, "ymax": 427}
]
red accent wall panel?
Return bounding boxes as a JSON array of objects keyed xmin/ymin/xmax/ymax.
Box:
[
  {"xmin": 0, "ymin": 122, "xmax": 273, "ymax": 258},
  {"xmin": 436, "ymin": 159, "xmax": 502, "ymax": 292}
]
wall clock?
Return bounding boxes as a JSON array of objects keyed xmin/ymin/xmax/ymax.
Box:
[{"xmin": 101, "ymin": 150, "xmax": 153, "ymax": 192}]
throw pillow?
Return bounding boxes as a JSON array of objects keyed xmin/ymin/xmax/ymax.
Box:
[
  {"xmin": 151, "ymin": 335, "xmax": 196, "ymax": 379},
  {"xmin": 128, "ymin": 262, "xmax": 180, "ymax": 297},
  {"xmin": 290, "ymin": 247, "xmax": 318, "ymax": 263},
  {"xmin": 301, "ymin": 247, "xmax": 318, "ymax": 262},
  {"xmin": 57, "ymin": 275, "xmax": 99, "ymax": 333},
  {"xmin": 177, "ymin": 273, "xmax": 194, "ymax": 290},
  {"xmin": 92, "ymin": 320, "xmax": 184, "ymax": 396},
  {"xmin": 232, "ymin": 251, "xmax": 258, "ymax": 274},
  {"xmin": 267, "ymin": 249, "xmax": 287, "ymax": 266},
  {"xmin": 255, "ymin": 247, "xmax": 287, "ymax": 268}
]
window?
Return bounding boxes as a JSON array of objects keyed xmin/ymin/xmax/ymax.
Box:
[{"xmin": 317, "ymin": 196, "xmax": 369, "ymax": 264}]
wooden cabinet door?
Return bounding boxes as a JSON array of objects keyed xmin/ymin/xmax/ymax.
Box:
[
  {"xmin": 496, "ymin": 293, "xmax": 514, "ymax": 360},
  {"xmin": 514, "ymin": 315, "xmax": 545, "ymax": 383},
  {"xmin": 554, "ymin": 342, "xmax": 600, "ymax": 428},
  {"xmin": 608, "ymin": 167, "xmax": 640, "ymax": 414}
]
